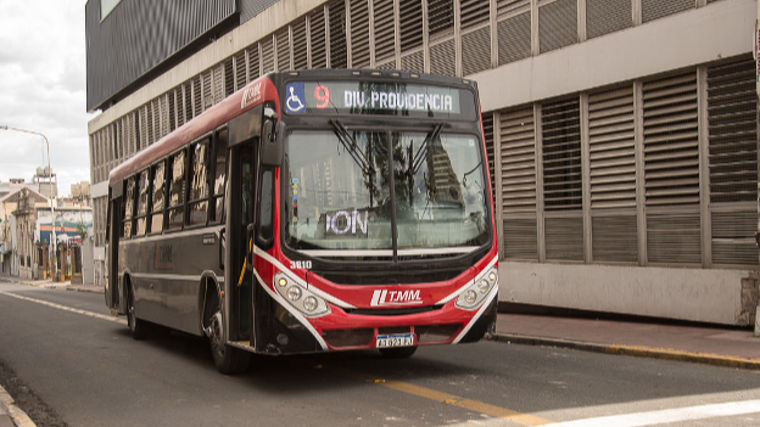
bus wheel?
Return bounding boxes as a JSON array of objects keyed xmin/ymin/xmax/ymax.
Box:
[
  {"xmin": 204, "ymin": 288, "xmax": 250, "ymax": 375},
  {"xmin": 378, "ymin": 346, "xmax": 417, "ymax": 359},
  {"xmin": 127, "ymin": 280, "xmax": 149, "ymax": 340}
]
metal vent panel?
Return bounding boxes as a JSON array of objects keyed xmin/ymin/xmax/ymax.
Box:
[
  {"xmin": 497, "ymin": 0, "xmax": 530, "ymax": 17},
  {"xmin": 430, "ymin": 38, "xmax": 456, "ymax": 76},
  {"xmin": 642, "ymin": 71, "xmax": 699, "ymax": 207},
  {"xmin": 483, "ymin": 112, "xmax": 495, "ymax": 203},
  {"xmin": 329, "ymin": 0, "xmax": 348, "ymax": 68},
  {"xmin": 707, "ymin": 57, "xmax": 758, "ymax": 204},
  {"xmin": 292, "ymin": 18, "xmax": 308, "ymax": 70},
  {"xmin": 374, "ymin": 0, "xmax": 396, "ymax": 62},
  {"xmin": 247, "ymin": 45, "xmax": 260, "ymax": 79},
  {"xmin": 500, "ymin": 107, "xmax": 537, "ymax": 213},
  {"xmin": 642, "ymin": 0, "xmax": 693, "ymax": 24},
  {"xmin": 586, "ymin": 0, "xmax": 632, "ymax": 40},
  {"xmin": 498, "ymin": 11, "xmax": 531, "ymax": 66},
  {"xmin": 542, "ymin": 98, "xmax": 582, "ymax": 211},
  {"xmin": 350, "ymin": 0, "xmax": 371, "ymax": 68},
  {"xmin": 400, "ymin": 50, "xmax": 425, "ymax": 73},
  {"xmin": 224, "ymin": 58, "xmax": 234, "ymax": 97},
  {"xmin": 276, "ymin": 28, "xmax": 291, "ymax": 71},
  {"xmin": 310, "ymin": 8, "xmax": 328, "ymax": 68},
  {"xmin": 375, "ymin": 59, "xmax": 397, "ymax": 70},
  {"xmin": 588, "ymin": 85, "xmax": 636, "ymax": 209},
  {"xmin": 539, "ymin": 0, "xmax": 577, "ymax": 54},
  {"xmin": 592, "ymin": 215, "xmax": 638, "ymax": 263},
  {"xmin": 711, "ymin": 210, "xmax": 759, "ymax": 266},
  {"xmin": 503, "ymin": 217, "xmax": 539, "ymax": 260},
  {"xmin": 234, "ymin": 51, "xmax": 247, "ymax": 91},
  {"xmin": 261, "ymin": 36, "xmax": 275, "ymax": 74},
  {"xmin": 546, "ymin": 216, "xmax": 584, "ymax": 261},
  {"xmin": 429, "ymin": 0, "xmax": 454, "ymax": 38},
  {"xmin": 460, "ymin": 0, "xmax": 490, "ymax": 30},
  {"xmin": 647, "ymin": 212, "xmax": 701, "ymax": 264},
  {"xmin": 400, "ymin": 0, "xmax": 424, "ymax": 52},
  {"xmin": 462, "ymin": 26, "xmax": 491, "ymax": 76}
]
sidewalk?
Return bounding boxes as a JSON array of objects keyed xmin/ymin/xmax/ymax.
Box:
[
  {"xmin": 494, "ymin": 312, "xmax": 760, "ymax": 370},
  {"xmin": 0, "ymin": 274, "xmax": 103, "ymax": 294}
]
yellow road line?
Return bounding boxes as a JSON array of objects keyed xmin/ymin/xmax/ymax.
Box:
[
  {"xmin": 330, "ymin": 366, "xmax": 553, "ymax": 426},
  {"xmin": 605, "ymin": 345, "xmax": 760, "ymax": 370}
]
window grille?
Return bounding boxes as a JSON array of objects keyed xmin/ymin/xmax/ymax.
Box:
[
  {"xmin": 234, "ymin": 51, "xmax": 247, "ymax": 91},
  {"xmin": 261, "ymin": 36, "xmax": 275, "ymax": 74},
  {"xmin": 545, "ymin": 217, "xmax": 584, "ymax": 261},
  {"xmin": 248, "ymin": 45, "xmax": 260, "ymax": 80},
  {"xmin": 538, "ymin": 0, "xmax": 577, "ymax": 54},
  {"xmin": 707, "ymin": 57, "xmax": 757, "ymax": 204},
  {"xmin": 482, "ymin": 111, "xmax": 495, "ymax": 203},
  {"xmin": 497, "ymin": 10, "xmax": 531, "ymax": 66},
  {"xmin": 712, "ymin": 211, "xmax": 758, "ymax": 266},
  {"xmin": 592, "ymin": 215, "xmax": 638, "ymax": 263},
  {"xmin": 292, "ymin": 18, "xmax": 308, "ymax": 70},
  {"xmin": 586, "ymin": 0, "xmax": 631, "ymax": 40},
  {"xmin": 224, "ymin": 58, "xmax": 234, "ymax": 97},
  {"xmin": 159, "ymin": 95, "xmax": 169, "ymax": 138},
  {"xmin": 213, "ymin": 64, "xmax": 225, "ymax": 104},
  {"xmin": 460, "ymin": 0, "xmax": 490, "ymax": 30},
  {"xmin": 642, "ymin": 0, "xmax": 693, "ymax": 24},
  {"xmin": 500, "ymin": 107, "xmax": 538, "ymax": 261},
  {"xmin": 462, "ymin": 26, "xmax": 491, "ymax": 76},
  {"xmin": 349, "ymin": 0, "xmax": 370, "ymax": 68},
  {"xmin": 399, "ymin": 0, "xmax": 423, "ymax": 53},
  {"xmin": 184, "ymin": 83, "xmax": 194, "ymax": 123},
  {"xmin": 276, "ymin": 27, "xmax": 291, "ymax": 71},
  {"xmin": 310, "ymin": 8, "xmax": 327, "ymax": 68},
  {"xmin": 428, "ymin": 0, "xmax": 454, "ymax": 39},
  {"xmin": 168, "ymin": 92, "xmax": 176, "ymax": 132},
  {"xmin": 146, "ymin": 102, "xmax": 155, "ymax": 145},
  {"xmin": 373, "ymin": 0, "xmax": 395, "ymax": 62},
  {"xmin": 429, "ymin": 39, "xmax": 456, "ymax": 76},
  {"xmin": 541, "ymin": 98, "xmax": 582, "ymax": 211},
  {"xmin": 647, "ymin": 213, "xmax": 700, "ymax": 264},
  {"xmin": 642, "ymin": 71, "xmax": 699, "ymax": 207},
  {"xmin": 588, "ymin": 86, "xmax": 636, "ymax": 209},
  {"xmin": 401, "ymin": 50, "xmax": 424, "ymax": 73},
  {"xmin": 193, "ymin": 75, "xmax": 202, "ymax": 117},
  {"xmin": 329, "ymin": 0, "xmax": 348, "ymax": 68},
  {"xmin": 176, "ymin": 87, "xmax": 185, "ymax": 127},
  {"xmin": 497, "ymin": 0, "xmax": 529, "ymax": 17},
  {"xmin": 202, "ymin": 70, "xmax": 213, "ymax": 111}
]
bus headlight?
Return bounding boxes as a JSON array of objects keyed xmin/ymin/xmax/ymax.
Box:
[
  {"xmin": 274, "ymin": 273, "xmax": 330, "ymax": 317},
  {"xmin": 456, "ymin": 268, "xmax": 498, "ymax": 310}
]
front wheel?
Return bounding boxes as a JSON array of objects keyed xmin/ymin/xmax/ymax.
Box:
[
  {"xmin": 204, "ymin": 287, "xmax": 250, "ymax": 375},
  {"xmin": 378, "ymin": 346, "xmax": 417, "ymax": 359}
]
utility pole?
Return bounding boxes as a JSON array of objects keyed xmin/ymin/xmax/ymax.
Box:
[{"xmin": 0, "ymin": 125, "xmax": 57, "ymax": 280}]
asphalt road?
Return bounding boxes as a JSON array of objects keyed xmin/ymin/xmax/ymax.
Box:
[{"xmin": 1, "ymin": 279, "xmax": 759, "ymax": 427}]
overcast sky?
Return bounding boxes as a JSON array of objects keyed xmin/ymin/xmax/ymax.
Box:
[{"xmin": 0, "ymin": 1, "xmax": 96, "ymax": 198}]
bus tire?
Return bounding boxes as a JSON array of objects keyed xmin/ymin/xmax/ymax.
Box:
[
  {"xmin": 126, "ymin": 279, "xmax": 149, "ymax": 340},
  {"xmin": 378, "ymin": 346, "xmax": 417, "ymax": 359},
  {"xmin": 204, "ymin": 286, "xmax": 250, "ymax": 375}
]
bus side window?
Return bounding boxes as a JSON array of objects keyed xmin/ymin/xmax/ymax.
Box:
[
  {"xmin": 122, "ymin": 177, "xmax": 136, "ymax": 238},
  {"xmin": 257, "ymin": 168, "xmax": 274, "ymax": 248},
  {"xmin": 135, "ymin": 169, "xmax": 150, "ymax": 236},
  {"xmin": 151, "ymin": 161, "xmax": 165, "ymax": 233},
  {"xmin": 188, "ymin": 139, "xmax": 210, "ymax": 226},
  {"xmin": 167, "ymin": 150, "xmax": 186, "ymax": 230},
  {"xmin": 212, "ymin": 129, "xmax": 228, "ymax": 224}
]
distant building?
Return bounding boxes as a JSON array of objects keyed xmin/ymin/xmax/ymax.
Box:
[{"xmin": 85, "ymin": 0, "xmax": 759, "ymax": 325}]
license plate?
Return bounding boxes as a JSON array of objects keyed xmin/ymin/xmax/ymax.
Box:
[{"xmin": 376, "ymin": 333, "xmax": 415, "ymax": 348}]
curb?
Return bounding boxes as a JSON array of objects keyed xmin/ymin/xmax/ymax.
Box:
[
  {"xmin": 491, "ymin": 333, "xmax": 760, "ymax": 371},
  {"xmin": 0, "ymin": 384, "xmax": 36, "ymax": 427}
]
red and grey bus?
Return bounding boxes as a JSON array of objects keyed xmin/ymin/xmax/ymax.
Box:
[{"xmin": 105, "ymin": 69, "xmax": 498, "ymax": 374}]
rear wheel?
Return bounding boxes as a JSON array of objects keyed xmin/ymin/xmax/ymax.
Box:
[
  {"xmin": 126, "ymin": 280, "xmax": 149, "ymax": 340},
  {"xmin": 204, "ymin": 286, "xmax": 250, "ymax": 375},
  {"xmin": 378, "ymin": 346, "xmax": 417, "ymax": 359}
]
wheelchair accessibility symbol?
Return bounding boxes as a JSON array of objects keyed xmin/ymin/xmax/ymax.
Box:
[{"xmin": 285, "ymin": 82, "xmax": 305, "ymax": 113}]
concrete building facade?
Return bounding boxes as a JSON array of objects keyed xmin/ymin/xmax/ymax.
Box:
[{"xmin": 86, "ymin": 0, "xmax": 759, "ymax": 325}]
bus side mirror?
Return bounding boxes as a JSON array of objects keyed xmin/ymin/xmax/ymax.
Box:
[{"xmin": 261, "ymin": 121, "xmax": 285, "ymax": 166}]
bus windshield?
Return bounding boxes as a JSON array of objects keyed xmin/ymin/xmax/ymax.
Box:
[{"xmin": 284, "ymin": 127, "xmax": 490, "ymax": 256}]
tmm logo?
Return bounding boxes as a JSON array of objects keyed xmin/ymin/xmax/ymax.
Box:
[{"xmin": 370, "ymin": 289, "xmax": 423, "ymax": 307}]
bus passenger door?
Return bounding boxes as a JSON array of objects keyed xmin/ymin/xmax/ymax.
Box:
[
  {"xmin": 227, "ymin": 141, "xmax": 257, "ymax": 343},
  {"xmin": 106, "ymin": 188, "xmax": 122, "ymax": 312}
]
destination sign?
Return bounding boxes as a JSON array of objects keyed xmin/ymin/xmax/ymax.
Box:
[{"xmin": 283, "ymin": 81, "xmax": 475, "ymax": 119}]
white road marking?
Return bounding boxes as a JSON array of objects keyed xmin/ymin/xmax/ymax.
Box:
[
  {"xmin": 0, "ymin": 290, "xmax": 127, "ymax": 325},
  {"xmin": 547, "ymin": 400, "xmax": 760, "ymax": 427}
]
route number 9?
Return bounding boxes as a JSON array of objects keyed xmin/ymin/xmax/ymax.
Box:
[{"xmin": 315, "ymin": 85, "xmax": 329, "ymax": 109}]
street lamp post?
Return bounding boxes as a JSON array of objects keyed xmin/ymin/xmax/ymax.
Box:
[{"xmin": 0, "ymin": 125, "xmax": 57, "ymax": 281}]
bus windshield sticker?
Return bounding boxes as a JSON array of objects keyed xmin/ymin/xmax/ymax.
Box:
[
  {"xmin": 285, "ymin": 81, "xmax": 475, "ymax": 119},
  {"xmin": 285, "ymin": 82, "xmax": 306, "ymax": 113},
  {"xmin": 325, "ymin": 209, "xmax": 369, "ymax": 236}
]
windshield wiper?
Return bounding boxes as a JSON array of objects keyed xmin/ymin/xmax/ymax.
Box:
[
  {"xmin": 330, "ymin": 119, "xmax": 378, "ymax": 206},
  {"xmin": 410, "ymin": 123, "xmax": 444, "ymax": 175}
]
